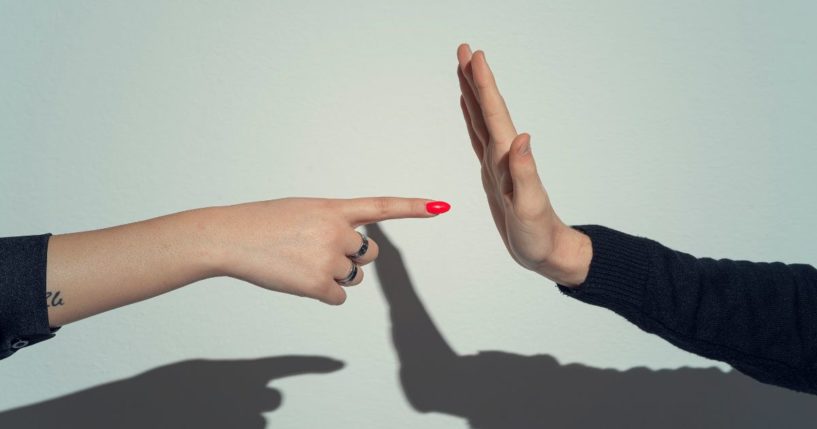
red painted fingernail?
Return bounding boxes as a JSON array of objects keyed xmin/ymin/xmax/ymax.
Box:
[{"xmin": 426, "ymin": 201, "xmax": 451, "ymax": 215}]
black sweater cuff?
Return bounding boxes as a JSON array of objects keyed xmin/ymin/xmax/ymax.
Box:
[
  {"xmin": 556, "ymin": 225, "xmax": 653, "ymax": 325},
  {"xmin": 0, "ymin": 233, "xmax": 58, "ymax": 360}
]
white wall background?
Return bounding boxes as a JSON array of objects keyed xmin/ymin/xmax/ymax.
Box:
[{"xmin": 1, "ymin": 1, "xmax": 816, "ymax": 427}]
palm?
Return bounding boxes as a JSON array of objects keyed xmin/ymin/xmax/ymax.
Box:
[{"xmin": 456, "ymin": 44, "xmax": 562, "ymax": 272}]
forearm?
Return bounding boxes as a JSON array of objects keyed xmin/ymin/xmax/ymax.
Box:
[
  {"xmin": 46, "ymin": 208, "xmax": 221, "ymax": 326},
  {"xmin": 554, "ymin": 225, "xmax": 817, "ymax": 394}
]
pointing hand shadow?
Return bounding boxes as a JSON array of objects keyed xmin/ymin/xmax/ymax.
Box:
[
  {"xmin": 0, "ymin": 356, "xmax": 343, "ymax": 429},
  {"xmin": 367, "ymin": 223, "xmax": 817, "ymax": 429}
]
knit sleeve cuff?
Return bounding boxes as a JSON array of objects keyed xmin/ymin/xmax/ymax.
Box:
[
  {"xmin": 556, "ymin": 225, "xmax": 653, "ymax": 324},
  {"xmin": 0, "ymin": 233, "xmax": 59, "ymax": 360}
]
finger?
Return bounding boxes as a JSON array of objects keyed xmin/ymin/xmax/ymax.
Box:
[
  {"xmin": 460, "ymin": 96, "xmax": 485, "ymax": 161},
  {"xmin": 341, "ymin": 197, "xmax": 450, "ymax": 227},
  {"xmin": 252, "ymin": 388, "xmax": 283, "ymax": 412},
  {"xmin": 458, "ymin": 68, "xmax": 488, "ymax": 145},
  {"xmin": 471, "ymin": 50, "xmax": 517, "ymax": 146},
  {"xmin": 508, "ymin": 134, "xmax": 547, "ymax": 217},
  {"xmin": 207, "ymin": 356, "xmax": 345, "ymax": 381},
  {"xmin": 333, "ymin": 258, "xmax": 363, "ymax": 287},
  {"xmin": 483, "ymin": 175, "xmax": 512, "ymax": 252},
  {"xmin": 457, "ymin": 43, "xmax": 477, "ymax": 99},
  {"xmin": 344, "ymin": 230, "xmax": 379, "ymax": 266},
  {"xmin": 457, "ymin": 45, "xmax": 487, "ymax": 141},
  {"xmin": 318, "ymin": 282, "xmax": 347, "ymax": 305}
]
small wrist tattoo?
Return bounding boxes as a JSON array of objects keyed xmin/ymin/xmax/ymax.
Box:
[{"xmin": 46, "ymin": 290, "xmax": 65, "ymax": 308}]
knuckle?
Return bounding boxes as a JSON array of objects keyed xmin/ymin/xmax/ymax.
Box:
[
  {"xmin": 326, "ymin": 228, "xmax": 345, "ymax": 248},
  {"xmin": 373, "ymin": 197, "xmax": 391, "ymax": 217},
  {"xmin": 317, "ymin": 255, "xmax": 337, "ymax": 276},
  {"xmin": 484, "ymin": 109, "xmax": 502, "ymax": 120}
]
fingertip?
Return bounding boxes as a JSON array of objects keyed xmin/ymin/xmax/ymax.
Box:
[
  {"xmin": 457, "ymin": 45, "xmax": 472, "ymax": 70},
  {"xmin": 471, "ymin": 50, "xmax": 490, "ymax": 79},
  {"xmin": 514, "ymin": 132, "xmax": 531, "ymax": 143},
  {"xmin": 511, "ymin": 133, "xmax": 532, "ymax": 158},
  {"xmin": 328, "ymin": 358, "xmax": 346, "ymax": 369},
  {"xmin": 321, "ymin": 286, "xmax": 347, "ymax": 306},
  {"xmin": 425, "ymin": 200, "xmax": 451, "ymax": 215}
]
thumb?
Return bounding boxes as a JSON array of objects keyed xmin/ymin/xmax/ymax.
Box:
[
  {"xmin": 341, "ymin": 197, "xmax": 451, "ymax": 227},
  {"xmin": 508, "ymin": 133, "xmax": 547, "ymax": 213}
]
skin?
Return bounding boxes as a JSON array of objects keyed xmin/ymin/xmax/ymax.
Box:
[
  {"xmin": 46, "ymin": 197, "xmax": 444, "ymax": 327},
  {"xmin": 455, "ymin": 43, "xmax": 592, "ymax": 287},
  {"xmin": 44, "ymin": 45, "xmax": 589, "ymax": 327}
]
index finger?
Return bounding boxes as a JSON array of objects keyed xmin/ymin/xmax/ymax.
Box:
[
  {"xmin": 220, "ymin": 356, "xmax": 345, "ymax": 381},
  {"xmin": 471, "ymin": 50, "xmax": 517, "ymax": 146},
  {"xmin": 340, "ymin": 197, "xmax": 450, "ymax": 226}
]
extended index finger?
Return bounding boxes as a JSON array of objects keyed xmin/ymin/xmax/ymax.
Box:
[
  {"xmin": 202, "ymin": 356, "xmax": 345, "ymax": 383},
  {"xmin": 340, "ymin": 197, "xmax": 450, "ymax": 227}
]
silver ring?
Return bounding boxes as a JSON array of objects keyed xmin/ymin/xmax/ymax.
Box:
[
  {"xmin": 337, "ymin": 261, "xmax": 358, "ymax": 286},
  {"xmin": 349, "ymin": 231, "xmax": 369, "ymax": 260}
]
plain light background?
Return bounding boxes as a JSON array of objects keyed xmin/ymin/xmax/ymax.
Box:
[{"xmin": 1, "ymin": 1, "xmax": 816, "ymax": 427}]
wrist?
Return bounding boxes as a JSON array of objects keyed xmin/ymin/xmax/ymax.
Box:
[
  {"xmin": 174, "ymin": 206, "xmax": 230, "ymax": 280},
  {"xmin": 535, "ymin": 224, "xmax": 592, "ymax": 288}
]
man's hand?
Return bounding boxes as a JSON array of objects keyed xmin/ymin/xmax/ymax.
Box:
[{"xmin": 456, "ymin": 43, "xmax": 591, "ymax": 287}]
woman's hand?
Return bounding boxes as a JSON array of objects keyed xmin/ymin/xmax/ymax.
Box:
[
  {"xmin": 203, "ymin": 197, "xmax": 449, "ymax": 305},
  {"xmin": 46, "ymin": 196, "xmax": 449, "ymax": 326},
  {"xmin": 456, "ymin": 44, "xmax": 591, "ymax": 287}
]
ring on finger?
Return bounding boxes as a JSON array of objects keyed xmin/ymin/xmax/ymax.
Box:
[
  {"xmin": 336, "ymin": 260, "xmax": 359, "ymax": 286},
  {"xmin": 348, "ymin": 231, "xmax": 369, "ymax": 261}
]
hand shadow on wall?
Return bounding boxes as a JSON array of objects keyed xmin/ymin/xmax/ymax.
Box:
[
  {"xmin": 367, "ymin": 223, "xmax": 817, "ymax": 429},
  {"xmin": 0, "ymin": 355, "xmax": 343, "ymax": 429}
]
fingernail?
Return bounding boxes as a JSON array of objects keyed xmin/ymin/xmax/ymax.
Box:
[
  {"xmin": 426, "ymin": 201, "xmax": 451, "ymax": 215},
  {"xmin": 519, "ymin": 141, "xmax": 530, "ymax": 155}
]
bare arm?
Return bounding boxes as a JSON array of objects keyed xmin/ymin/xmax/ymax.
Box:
[
  {"xmin": 44, "ymin": 197, "xmax": 449, "ymax": 327},
  {"xmin": 45, "ymin": 208, "xmax": 217, "ymax": 326}
]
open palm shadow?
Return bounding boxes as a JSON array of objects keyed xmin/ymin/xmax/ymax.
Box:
[
  {"xmin": 367, "ymin": 223, "xmax": 817, "ymax": 428},
  {"xmin": 0, "ymin": 355, "xmax": 343, "ymax": 429}
]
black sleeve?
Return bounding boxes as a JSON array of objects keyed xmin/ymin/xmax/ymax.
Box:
[
  {"xmin": 557, "ymin": 225, "xmax": 817, "ymax": 395},
  {"xmin": 0, "ymin": 234, "xmax": 59, "ymax": 360}
]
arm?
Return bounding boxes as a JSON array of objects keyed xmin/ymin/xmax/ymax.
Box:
[
  {"xmin": 557, "ymin": 224, "xmax": 817, "ymax": 394},
  {"xmin": 45, "ymin": 207, "xmax": 219, "ymax": 327},
  {"xmin": 455, "ymin": 43, "xmax": 817, "ymax": 393},
  {"xmin": 1, "ymin": 196, "xmax": 449, "ymax": 358}
]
